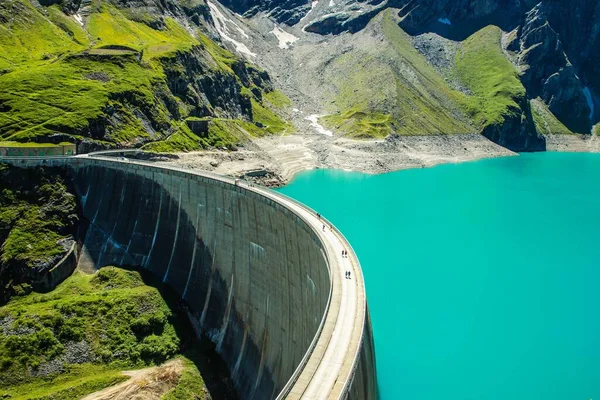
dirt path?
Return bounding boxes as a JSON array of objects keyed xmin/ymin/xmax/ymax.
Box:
[{"xmin": 82, "ymin": 359, "xmax": 185, "ymax": 400}]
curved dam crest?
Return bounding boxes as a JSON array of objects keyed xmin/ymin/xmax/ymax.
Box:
[{"xmin": 3, "ymin": 156, "xmax": 377, "ymax": 400}]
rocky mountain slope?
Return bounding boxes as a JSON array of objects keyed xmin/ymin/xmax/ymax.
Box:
[
  {"xmin": 0, "ymin": 0, "xmax": 598, "ymax": 156},
  {"xmin": 207, "ymin": 0, "xmax": 597, "ymax": 149},
  {"xmin": 270, "ymin": 0, "xmax": 598, "ymax": 139},
  {"xmin": 0, "ymin": 0, "xmax": 291, "ymax": 152},
  {"xmin": 0, "ymin": 163, "xmax": 78, "ymax": 302}
]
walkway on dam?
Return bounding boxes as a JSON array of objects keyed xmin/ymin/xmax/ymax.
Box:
[{"xmin": 249, "ymin": 183, "xmax": 366, "ymax": 399}]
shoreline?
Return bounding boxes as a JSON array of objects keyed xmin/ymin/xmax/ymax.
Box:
[{"xmin": 157, "ymin": 133, "xmax": 598, "ymax": 188}]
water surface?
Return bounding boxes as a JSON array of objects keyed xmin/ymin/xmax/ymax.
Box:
[{"xmin": 277, "ymin": 153, "xmax": 600, "ymax": 400}]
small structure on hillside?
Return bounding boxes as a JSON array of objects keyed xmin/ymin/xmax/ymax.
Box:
[{"xmin": 0, "ymin": 142, "xmax": 76, "ymax": 157}]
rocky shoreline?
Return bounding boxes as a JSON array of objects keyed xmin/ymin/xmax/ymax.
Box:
[
  {"xmin": 158, "ymin": 132, "xmax": 600, "ymax": 188},
  {"xmin": 158, "ymin": 132, "xmax": 516, "ymax": 187},
  {"xmin": 545, "ymin": 133, "xmax": 600, "ymax": 153}
]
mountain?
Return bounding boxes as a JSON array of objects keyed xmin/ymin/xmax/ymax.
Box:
[
  {"xmin": 0, "ymin": 0, "xmax": 291, "ymax": 152},
  {"xmin": 0, "ymin": 0, "xmax": 598, "ymax": 154}
]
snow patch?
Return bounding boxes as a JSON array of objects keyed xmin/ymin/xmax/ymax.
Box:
[
  {"xmin": 583, "ymin": 86, "xmax": 595, "ymax": 120},
  {"xmin": 271, "ymin": 25, "xmax": 298, "ymax": 49},
  {"xmin": 329, "ymin": 0, "xmax": 335, "ymax": 6},
  {"xmin": 207, "ymin": 1, "xmax": 256, "ymax": 57},
  {"xmin": 74, "ymin": 13, "xmax": 84, "ymax": 27},
  {"xmin": 438, "ymin": 17, "xmax": 452, "ymax": 25},
  {"xmin": 292, "ymin": 108, "xmax": 300, "ymax": 113},
  {"xmin": 305, "ymin": 114, "xmax": 333, "ymax": 136}
]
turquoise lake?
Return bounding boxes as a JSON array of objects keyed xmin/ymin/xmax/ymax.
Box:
[{"xmin": 277, "ymin": 152, "xmax": 600, "ymax": 400}]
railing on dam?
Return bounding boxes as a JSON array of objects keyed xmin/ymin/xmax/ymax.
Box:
[{"xmin": 0, "ymin": 153, "xmax": 377, "ymax": 399}]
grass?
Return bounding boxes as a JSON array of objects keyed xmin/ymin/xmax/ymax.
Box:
[
  {"xmin": 0, "ymin": 266, "xmax": 214, "ymax": 399},
  {"xmin": 162, "ymin": 357, "xmax": 207, "ymax": 400},
  {"xmin": 46, "ymin": 5, "xmax": 90, "ymax": 48},
  {"xmin": 142, "ymin": 118, "xmax": 268, "ymax": 153},
  {"xmin": 320, "ymin": 10, "xmax": 474, "ymax": 138},
  {"xmin": 0, "ymin": 53, "xmax": 170, "ymax": 144},
  {"xmin": 0, "ymin": 164, "xmax": 77, "ymax": 273},
  {"xmin": 142, "ymin": 123, "xmax": 203, "ymax": 153},
  {"xmin": 197, "ymin": 32, "xmax": 239, "ymax": 73},
  {"xmin": 264, "ymin": 90, "xmax": 292, "ymax": 109},
  {"xmin": 321, "ymin": 109, "xmax": 394, "ymax": 139},
  {"xmin": 454, "ymin": 25, "xmax": 526, "ymax": 128},
  {"xmin": 87, "ymin": 5, "xmax": 198, "ymax": 60},
  {"xmin": 0, "ymin": 0, "xmax": 84, "ymax": 69},
  {"xmin": 251, "ymin": 98, "xmax": 294, "ymax": 135},
  {"xmin": 2, "ymin": 364, "xmax": 128, "ymax": 400},
  {"xmin": 531, "ymin": 98, "xmax": 574, "ymax": 135},
  {"xmin": 0, "ymin": 0, "xmax": 287, "ymax": 149},
  {"xmin": 0, "ymin": 267, "xmax": 183, "ymax": 398}
]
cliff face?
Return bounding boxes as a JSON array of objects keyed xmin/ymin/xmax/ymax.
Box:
[
  {"xmin": 0, "ymin": 164, "xmax": 79, "ymax": 302},
  {"xmin": 508, "ymin": 3, "xmax": 595, "ymax": 134}
]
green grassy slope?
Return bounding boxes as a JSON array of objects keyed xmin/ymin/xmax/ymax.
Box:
[
  {"xmin": 0, "ymin": 267, "xmax": 208, "ymax": 399},
  {"xmin": 320, "ymin": 11, "xmax": 564, "ymax": 141},
  {"xmin": 0, "ymin": 164, "xmax": 78, "ymax": 296},
  {"xmin": 454, "ymin": 25, "xmax": 527, "ymax": 128},
  {"xmin": 531, "ymin": 98, "xmax": 574, "ymax": 135},
  {"xmin": 0, "ymin": 1, "xmax": 85, "ymax": 69},
  {"xmin": 0, "ymin": 0, "xmax": 290, "ymax": 152},
  {"xmin": 320, "ymin": 10, "xmax": 474, "ymax": 138}
]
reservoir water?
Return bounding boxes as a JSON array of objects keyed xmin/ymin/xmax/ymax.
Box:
[{"xmin": 277, "ymin": 152, "xmax": 600, "ymax": 400}]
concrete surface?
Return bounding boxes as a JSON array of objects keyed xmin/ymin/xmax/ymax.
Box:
[{"xmin": 1, "ymin": 155, "xmax": 377, "ymax": 400}]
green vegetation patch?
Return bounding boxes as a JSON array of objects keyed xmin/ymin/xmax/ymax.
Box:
[
  {"xmin": 0, "ymin": 267, "xmax": 183, "ymax": 398},
  {"xmin": 46, "ymin": 5, "xmax": 91, "ymax": 48},
  {"xmin": 321, "ymin": 109, "xmax": 394, "ymax": 139},
  {"xmin": 162, "ymin": 357, "xmax": 207, "ymax": 400},
  {"xmin": 0, "ymin": 164, "xmax": 77, "ymax": 274},
  {"xmin": 142, "ymin": 118, "xmax": 268, "ymax": 153},
  {"xmin": 0, "ymin": 0, "xmax": 288, "ymax": 150},
  {"xmin": 0, "ymin": 0, "xmax": 84, "ymax": 69},
  {"xmin": 197, "ymin": 32, "xmax": 239, "ymax": 73},
  {"xmin": 531, "ymin": 98, "xmax": 574, "ymax": 135},
  {"xmin": 0, "ymin": 142, "xmax": 73, "ymax": 148},
  {"xmin": 251, "ymin": 98, "xmax": 294, "ymax": 135},
  {"xmin": 321, "ymin": 10, "xmax": 473, "ymax": 138},
  {"xmin": 0, "ymin": 54, "xmax": 170, "ymax": 144},
  {"xmin": 87, "ymin": 5, "xmax": 198, "ymax": 59},
  {"xmin": 264, "ymin": 90, "xmax": 292, "ymax": 109},
  {"xmin": 2, "ymin": 364, "xmax": 127, "ymax": 400},
  {"xmin": 454, "ymin": 25, "xmax": 526, "ymax": 128}
]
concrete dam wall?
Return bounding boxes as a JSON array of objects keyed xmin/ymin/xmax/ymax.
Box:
[{"xmin": 3, "ymin": 156, "xmax": 377, "ymax": 399}]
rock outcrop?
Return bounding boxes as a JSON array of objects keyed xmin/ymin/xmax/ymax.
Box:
[
  {"xmin": 270, "ymin": 0, "xmax": 598, "ymax": 142},
  {"xmin": 219, "ymin": 0, "xmax": 310, "ymax": 24},
  {"xmin": 509, "ymin": 3, "xmax": 593, "ymax": 133},
  {"xmin": 0, "ymin": 164, "xmax": 79, "ymax": 303},
  {"xmin": 481, "ymin": 98, "xmax": 545, "ymax": 152}
]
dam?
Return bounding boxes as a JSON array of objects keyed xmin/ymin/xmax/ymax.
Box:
[{"xmin": 2, "ymin": 155, "xmax": 378, "ymax": 400}]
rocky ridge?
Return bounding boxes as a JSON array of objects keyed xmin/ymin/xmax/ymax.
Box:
[{"xmin": 223, "ymin": 0, "xmax": 598, "ymax": 143}]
